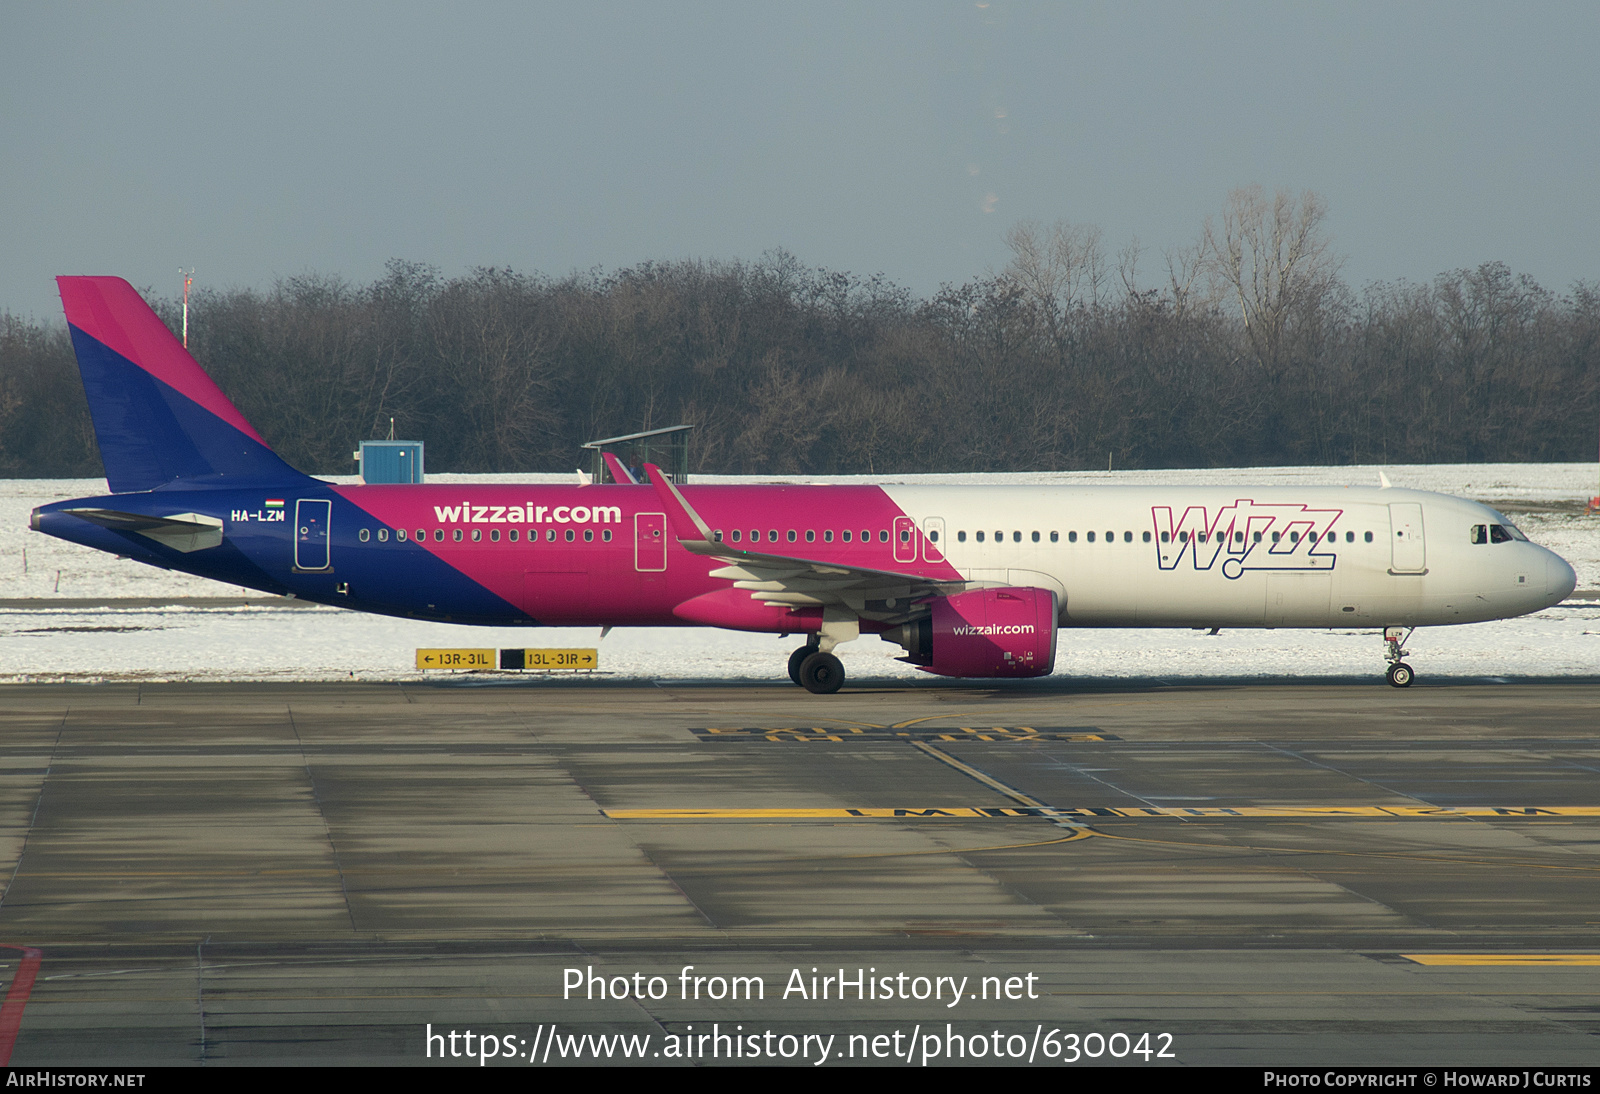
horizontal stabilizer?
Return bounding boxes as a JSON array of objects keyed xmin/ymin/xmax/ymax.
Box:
[{"xmin": 61, "ymin": 508, "xmax": 224, "ymax": 553}]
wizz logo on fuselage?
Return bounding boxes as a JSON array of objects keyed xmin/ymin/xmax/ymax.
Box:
[{"xmin": 1152, "ymin": 501, "xmax": 1343, "ymax": 580}]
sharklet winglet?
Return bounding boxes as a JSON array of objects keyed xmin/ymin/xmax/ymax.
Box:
[{"xmin": 643, "ymin": 463, "xmax": 713, "ymax": 543}]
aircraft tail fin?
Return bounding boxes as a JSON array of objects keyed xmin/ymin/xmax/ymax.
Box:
[{"xmin": 56, "ymin": 276, "xmax": 304, "ymax": 493}]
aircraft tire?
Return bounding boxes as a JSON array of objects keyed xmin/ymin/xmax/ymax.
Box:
[
  {"xmin": 787, "ymin": 645, "xmax": 812, "ymax": 686},
  {"xmin": 1386, "ymin": 662, "xmax": 1414, "ymax": 688},
  {"xmin": 799, "ymin": 651, "xmax": 845, "ymax": 695}
]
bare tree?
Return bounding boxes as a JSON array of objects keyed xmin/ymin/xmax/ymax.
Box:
[
  {"xmin": 1204, "ymin": 185, "xmax": 1341, "ymax": 371},
  {"xmin": 1163, "ymin": 238, "xmax": 1212, "ymax": 320},
  {"xmin": 1004, "ymin": 220, "xmax": 1107, "ymax": 310}
]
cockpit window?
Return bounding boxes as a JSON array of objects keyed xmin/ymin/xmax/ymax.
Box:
[
  {"xmin": 1483, "ymin": 508, "xmax": 1530, "ymax": 541},
  {"xmin": 1489, "ymin": 524, "xmax": 1514, "ymax": 544},
  {"xmin": 1471, "ymin": 524, "xmax": 1488, "ymax": 545}
]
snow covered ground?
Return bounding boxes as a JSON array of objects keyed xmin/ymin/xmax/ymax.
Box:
[{"xmin": 3, "ymin": 465, "xmax": 1596, "ymax": 684}]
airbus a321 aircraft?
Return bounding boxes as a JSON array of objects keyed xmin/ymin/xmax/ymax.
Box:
[{"xmin": 31, "ymin": 277, "xmax": 1577, "ymax": 693}]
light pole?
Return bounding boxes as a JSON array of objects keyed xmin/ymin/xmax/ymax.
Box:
[{"xmin": 179, "ymin": 268, "xmax": 194, "ymax": 348}]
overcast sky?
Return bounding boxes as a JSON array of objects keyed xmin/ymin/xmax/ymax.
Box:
[{"xmin": 3, "ymin": 2, "xmax": 1597, "ymax": 321}]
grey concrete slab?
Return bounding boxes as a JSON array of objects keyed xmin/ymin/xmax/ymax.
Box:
[{"xmin": 0, "ymin": 679, "xmax": 1595, "ymax": 1066}]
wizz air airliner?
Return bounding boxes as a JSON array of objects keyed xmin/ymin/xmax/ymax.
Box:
[{"xmin": 30, "ymin": 277, "xmax": 1577, "ymax": 692}]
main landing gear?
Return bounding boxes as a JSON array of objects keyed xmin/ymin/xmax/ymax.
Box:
[
  {"xmin": 788, "ymin": 641, "xmax": 845, "ymax": 694},
  {"xmin": 797, "ymin": 651, "xmax": 845, "ymax": 694},
  {"xmin": 1383, "ymin": 626, "xmax": 1416, "ymax": 688},
  {"xmin": 786, "ymin": 614, "xmax": 860, "ymax": 695},
  {"xmin": 787, "ymin": 642, "xmax": 815, "ymax": 685}
]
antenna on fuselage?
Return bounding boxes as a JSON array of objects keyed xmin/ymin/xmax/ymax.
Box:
[{"xmin": 1378, "ymin": 470, "xmax": 1392, "ymax": 489}]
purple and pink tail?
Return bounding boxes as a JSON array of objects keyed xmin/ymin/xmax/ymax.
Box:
[{"xmin": 57, "ymin": 276, "xmax": 304, "ymax": 493}]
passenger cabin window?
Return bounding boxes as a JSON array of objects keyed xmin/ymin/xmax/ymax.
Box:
[
  {"xmin": 378, "ymin": 529, "xmax": 388, "ymax": 543},
  {"xmin": 397, "ymin": 529, "xmax": 407, "ymax": 542},
  {"xmin": 732, "ymin": 530, "xmax": 742, "ymax": 543},
  {"xmin": 957, "ymin": 531, "xmax": 966, "ymax": 543},
  {"xmin": 843, "ymin": 530, "xmax": 852, "ymax": 542},
  {"xmin": 976, "ymin": 531, "xmax": 985, "ymax": 543},
  {"xmin": 1031, "ymin": 531, "xmax": 1040, "ymax": 543},
  {"xmin": 490, "ymin": 529, "xmax": 500, "ymax": 542},
  {"xmin": 509, "ymin": 529, "xmax": 518, "ymax": 542},
  {"xmin": 1123, "ymin": 531, "xmax": 1133, "ymax": 543},
  {"xmin": 1012, "ymin": 531, "xmax": 1021, "ymax": 543},
  {"xmin": 1087, "ymin": 531, "xmax": 1096, "ymax": 543},
  {"xmin": 358, "ymin": 529, "xmax": 370, "ymax": 542},
  {"xmin": 880, "ymin": 530, "xmax": 889, "ymax": 543},
  {"xmin": 1050, "ymin": 531, "xmax": 1059, "ymax": 543},
  {"xmin": 824, "ymin": 530, "xmax": 833, "ymax": 542},
  {"xmin": 1068, "ymin": 531, "xmax": 1077, "ymax": 542},
  {"xmin": 1364, "ymin": 531, "xmax": 1373, "ymax": 543},
  {"xmin": 1144, "ymin": 531, "xmax": 1152, "ymax": 543}
]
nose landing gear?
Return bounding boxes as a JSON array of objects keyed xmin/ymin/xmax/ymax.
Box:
[{"xmin": 1383, "ymin": 626, "xmax": 1415, "ymax": 687}]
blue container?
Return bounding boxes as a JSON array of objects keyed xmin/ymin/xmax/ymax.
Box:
[{"xmin": 356, "ymin": 441, "xmax": 424, "ymax": 484}]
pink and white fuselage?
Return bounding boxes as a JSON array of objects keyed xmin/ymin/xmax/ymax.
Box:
[
  {"xmin": 334, "ymin": 481, "xmax": 1572, "ymax": 631},
  {"xmin": 321, "ymin": 476, "xmax": 1573, "ymax": 690}
]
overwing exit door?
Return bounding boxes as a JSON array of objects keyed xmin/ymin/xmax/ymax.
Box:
[{"xmin": 635, "ymin": 512, "xmax": 667, "ymax": 571}]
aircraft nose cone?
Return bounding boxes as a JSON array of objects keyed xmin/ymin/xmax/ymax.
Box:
[{"xmin": 1546, "ymin": 552, "xmax": 1577, "ymax": 605}]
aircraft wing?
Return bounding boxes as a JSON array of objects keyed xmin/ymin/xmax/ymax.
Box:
[
  {"xmin": 601, "ymin": 451, "xmax": 638, "ymax": 484},
  {"xmin": 642, "ymin": 464, "xmax": 962, "ymax": 614}
]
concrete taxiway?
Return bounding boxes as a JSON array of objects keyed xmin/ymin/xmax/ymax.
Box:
[{"xmin": 1, "ymin": 678, "xmax": 1598, "ymax": 1066}]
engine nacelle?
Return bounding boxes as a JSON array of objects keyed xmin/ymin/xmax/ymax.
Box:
[{"xmin": 890, "ymin": 587, "xmax": 1058, "ymax": 678}]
